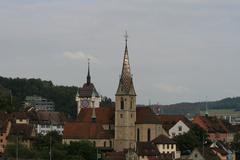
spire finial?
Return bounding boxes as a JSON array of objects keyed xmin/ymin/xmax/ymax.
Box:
[
  {"xmin": 124, "ymin": 31, "xmax": 128, "ymax": 46},
  {"xmin": 87, "ymin": 58, "xmax": 91, "ymax": 85}
]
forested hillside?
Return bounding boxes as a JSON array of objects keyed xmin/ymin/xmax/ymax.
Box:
[
  {"xmin": 0, "ymin": 76, "xmax": 78, "ymax": 118},
  {"xmin": 152, "ymin": 97, "xmax": 240, "ymax": 116}
]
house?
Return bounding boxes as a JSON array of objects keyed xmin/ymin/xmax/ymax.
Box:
[
  {"xmin": 192, "ymin": 116, "xmax": 234, "ymax": 143},
  {"xmin": 152, "ymin": 135, "xmax": 179, "ymax": 159},
  {"xmin": 36, "ymin": 111, "xmax": 66, "ymax": 135},
  {"xmin": 9, "ymin": 123, "xmax": 36, "ymax": 149},
  {"xmin": 136, "ymin": 142, "xmax": 160, "ymax": 160},
  {"xmin": 181, "ymin": 147, "xmax": 220, "ymax": 160},
  {"xmin": 158, "ymin": 115, "xmax": 191, "ymax": 138},
  {"xmin": 24, "ymin": 96, "xmax": 55, "ymax": 111},
  {"xmin": 210, "ymin": 141, "xmax": 235, "ymax": 160},
  {"xmin": 0, "ymin": 112, "xmax": 11, "ymax": 155},
  {"xmin": 10, "ymin": 112, "xmax": 29, "ymax": 124}
]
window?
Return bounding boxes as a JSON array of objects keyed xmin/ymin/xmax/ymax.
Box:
[
  {"xmin": 130, "ymin": 98, "xmax": 133, "ymax": 109},
  {"xmin": 93, "ymin": 141, "xmax": 96, "ymax": 147},
  {"xmin": 0, "ymin": 139, "xmax": 2, "ymax": 143},
  {"xmin": 137, "ymin": 128, "xmax": 140, "ymax": 142},
  {"xmin": 195, "ymin": 154, "xmax": 198, "ymax": 158},
  {"xmin": 120, "ymin": 98, "xmax": 124, "ymax": 110},
  {"xmin": 147, "ymin": 128, "xmax": 151, "ymax": 141},
  {"xmin": 171, "ymin": 145, "xmax": 174, "ymax": 149},
  {"xmin": 163, "ymin": 144, "xmax": 165, "ymax": 149},
  {"xmin": 104, "ymin": 141, "xmax": 106, "ymax": 147},
  {"xmin": 120, "ymin": 114, "xmax": 123, "ymax": 118},
  {"xmin": 131, "ymin": 114, "xmax": 133, "ymax": 118},
  {"xmin": 110, "ymin": 141, "xmax": 112, "ymax": 148},
  {"xmin": 178, "ymin": 126, "xmax": 182, "ymax": 131},
  {"xmin": 167, "ymin": 144, "xmax": 169, "ymax": 149},
  {"xmin": 172, "ymin": 132, "xmax": 176, "ymax": 137}
]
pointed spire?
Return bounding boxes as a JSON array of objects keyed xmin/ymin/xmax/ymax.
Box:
[
  {"xmin": 116, "ymin": 32, "xmax": 136, "ymax": 96},
  {"xmin": 87, "ymin": 58, "xmax": 91, "ymax": 85}
]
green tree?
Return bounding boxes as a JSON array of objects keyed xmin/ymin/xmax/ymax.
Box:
[
  {"xmin": 66, "ymin": 141, "xmax": 97, "ymax": 160},
  {"xmin": 174, "ymin": 124, "xmax": 209, "ymax": 151},
  {"xmin": 232, "ymin": 133, "xmax": 240, "ymax": 151}
]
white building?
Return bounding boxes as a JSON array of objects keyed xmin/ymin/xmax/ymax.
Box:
[
  {"xmin": 169, "ymin": 120, "xmax": 190, "ymax": 138},
  {"xmin": 36, "ymin": 111, "xmax": 65, "ymax": 135},
  {"xmin": 24, "ymin": 96, "xmax": 55, "ymax": 111},
  {"xmin": 158, "ymin": 115, "xmax": 191, "ymax": 138}
]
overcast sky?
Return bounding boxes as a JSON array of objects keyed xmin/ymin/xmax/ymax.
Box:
[{"xmin": 0, "ymin": 0, "xmax": 240, "ymax": 104}]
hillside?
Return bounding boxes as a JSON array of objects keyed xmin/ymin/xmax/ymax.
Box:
[
  {"xmin": 0, "ymin": 76, "xmax": 78, "ymax": 118},
  {"xmin": 151, "ymin": 97, "xmax": 240, "ymax": 116}
]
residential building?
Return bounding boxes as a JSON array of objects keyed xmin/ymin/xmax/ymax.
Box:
[
  {"xmin": 158, "ymin": 115, "xmax": 191, "ymax": 138},
  {"xmin": 24, "ymin": 96, "xmax": 55, "ymax": 111},
  {"xmin": 152, "ymin": 135, "xmax": 178, "ymax": 159},
  {"xmin": 36, "ymin": 111, "xmax": 65, "ymax": 135},
  {"xmin": 193, "ymin": 115, "xmax": 235, "ymax": 142},
  {"xmin": 9, "ymin": 123, "xmax": 36, "ymax": 149},
  {"xmin": 0, "ymin": 112, "xmax": 11, "ymax": 155}
]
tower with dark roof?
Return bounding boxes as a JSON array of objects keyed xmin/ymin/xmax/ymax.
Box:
[
  {"xmin": 76, "ymin": 60, "xmax": 101, "ymax": 115},
  {"xmin": 114, "ymin": 33, "xmax": 137, "ymax": 151}
]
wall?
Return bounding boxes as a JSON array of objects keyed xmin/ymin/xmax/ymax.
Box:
[
  {"xmin": 169, "ymin": 120, "xmax": 190, "ymax": 138},
  {"xmin": 136, "ymin": 124, "xmax": 167, "ymax": 142}
]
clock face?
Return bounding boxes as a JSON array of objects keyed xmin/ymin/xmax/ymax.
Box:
[{"xmin": 81, "ymin": 99, "xmax": 89, "ymax": 108}]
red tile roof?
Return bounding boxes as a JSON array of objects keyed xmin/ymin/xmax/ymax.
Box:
[
  {"xmin": 136, "ymin": 142, "xmax": 160, "ymax": 156},
  {"xmin": 37, "ymin": 111, "xmax": 66, "ymax": 125},
  {"xmin": 78, "ymin": 107, "xmax": 161, "ymax": 125},
  {"xmin": 10, "ymin": 124, "xmax": 35, "ymax": 138},
  {"xmin": 211, "ymin": 147, "xmax": 228, "ymax": 156},
  {"xmin": 136, "ymin": 107, "xmax": 161, "ymax": 124},
  {"xmin": 63, "ymin": 122, "xmax": 113, "ymax": 139},
  {"xmin": 78, "ymin": 107, "xmax": 115, "ymax": 124},
  {"xmin": 104, "ymin": 152, "xmax": 125, "ymax": 160},
  {"xmin": 193, "ymin": 116, "xmax": 229, "ymax": 133},
  {"xmin": 157, "ymin": 115, "xmax": 191, "ymax": 131},
  {"xmin": 78, "ymin": 83, "xmax": 100, "ymax": 98},
  {"xmin": 152, "ymin": 135, "xmax": 176, "ymax": 144}
]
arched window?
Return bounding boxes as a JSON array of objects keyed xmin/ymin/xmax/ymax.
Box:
[
  {"xmin": 147, "ymin": 128, "xmax": 151, "ymax": 141},
  {"xmin": 121, "ymin": 97, "xmax": 124, "ymax": 110},
  {"xmin": 137, "ymin": 128, "xmax": 140, "ymax": 142}
]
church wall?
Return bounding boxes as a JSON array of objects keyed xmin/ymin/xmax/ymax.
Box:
[
  {"xmin": 136, "ymin": 124, "xmax": 167, "ymax": 142},
  {"xmin": 62, "ymin": 138, "xmax": 113, "ymax": 148}
]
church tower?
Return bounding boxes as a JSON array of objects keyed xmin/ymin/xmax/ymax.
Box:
[
  {"xmin": 114, "ymin": 33, "xmax": 137, "ymax": 151},
  {"xmin": 76, "ymin": 60, "xmax": 101, "ymax": 115}
]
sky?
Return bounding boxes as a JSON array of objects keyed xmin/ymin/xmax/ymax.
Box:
[{"xmin": 0, "ymin": 0, "xmax": 240, "ymax": 105}]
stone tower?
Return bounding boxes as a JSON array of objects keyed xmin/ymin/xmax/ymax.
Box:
[{"xmin": 114, "ymin": 33, "xmax": 137, "ymax": 151}]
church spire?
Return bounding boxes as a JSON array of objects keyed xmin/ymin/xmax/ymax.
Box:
[
  {"xmin": 87, "ymin": 58, "xmax": 91, "ymax": 85},
  {"xmin": 116, "ymin": 32, "xmax": 136, "ymax": 96}
]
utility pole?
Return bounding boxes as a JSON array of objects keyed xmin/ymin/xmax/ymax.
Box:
[
  {"xmin": 202, "ymin": 135, "xmax": 205, "ymax": 158},
  {"xmin": 49, "ymin": 115, "xmax": 52, "ymax": 160},
  {"xmin": 16, "ymin": 135, "xmax": 19, "ymax": 160}
]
